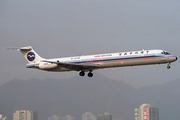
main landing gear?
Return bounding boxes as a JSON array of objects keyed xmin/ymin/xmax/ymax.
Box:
[{"xmin": 79, "ymin": 71, "xmax": 93, "ymax": 77}]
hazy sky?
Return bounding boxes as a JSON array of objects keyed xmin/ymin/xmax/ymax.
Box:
[{"xmin": 1, "ymin": 0, "xmax": 180, "ymax": 88}]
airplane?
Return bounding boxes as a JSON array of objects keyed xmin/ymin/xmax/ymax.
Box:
[{"xmin": 8, "ymin": 46, "xmax": 177, "ymax": 77}]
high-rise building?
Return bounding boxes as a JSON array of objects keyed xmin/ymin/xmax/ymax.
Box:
[
  {"xmin": 13, "ymin": 110, "xmax": 38, "ymax": 120},
  {"xmin": 0, "ymin": 114, "xmax": 7, "ymax": 120},
  {"xmin": 97, "ymin": 113, "xmax": 112, "ymax": 120},
  {"xmin": 82, "ymin": 112, "xmax": 96, "ymax": 120},
  {"xmin": 134, "ymin": 108, "xmax": 141, "ymax": 120},
  {"xmin": 59, "ymin": 115, "xmax": 75, "ymax": 120},
  {"xmin": 134, "ymin": 104, "xmax": 159, "ymax": 120},
  {"xmin": 48, "ymin": 115, "xmax": 60, "ymax": 120},
  {"xmin": 48, "ymin": 115, "xmax": 75, "ymax": 120}
]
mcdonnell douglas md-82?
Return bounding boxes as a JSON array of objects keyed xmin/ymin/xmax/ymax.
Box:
[{"xmin": 8, "ymin": 46, "xmax": 177, "ymax": 77}]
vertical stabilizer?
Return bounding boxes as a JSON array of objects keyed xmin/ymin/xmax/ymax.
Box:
[{"xmin": 18, "ymin": 46, "xmax": 44, "ymax": 63}]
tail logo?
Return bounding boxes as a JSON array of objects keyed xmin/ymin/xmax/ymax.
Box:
[{"xmin": 27, "ymin": 52, "xmax": 35, "ymax": 61}]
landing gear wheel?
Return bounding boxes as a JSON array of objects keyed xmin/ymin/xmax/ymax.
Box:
[
  {"xmin": 88, "ymin": 72, "xmax": 93, "ymax": 77},
  {"xmin": 79, "ymin": 71, "xmax": 85, "ymax": 76},
  {"xmin": 167, "ymin": 65, "xmax": 171, "ymax": 69}
]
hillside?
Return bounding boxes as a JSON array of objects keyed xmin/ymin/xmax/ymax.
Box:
[{"xmin": 0, "ymin": 74, "xmax": 180, "ymax": 120}]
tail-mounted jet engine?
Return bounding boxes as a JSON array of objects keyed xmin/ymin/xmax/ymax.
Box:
[{"xmin": 39, "ymin": 62, "xmax": 58, "ymax": 70}]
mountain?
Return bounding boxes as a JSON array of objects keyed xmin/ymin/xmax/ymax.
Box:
[
  {"xmin": 0, "ymin": 74, "xmax": 137, "ymax": 120},
  {"xmin": 137, "ymin": 79, "xmax": 180, "ymax": 120},
  {"xmin": 0, "ymin": 74, "xmax": 180, "ymax": 120}
]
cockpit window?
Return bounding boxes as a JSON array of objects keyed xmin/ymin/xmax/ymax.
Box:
[{"xmin": 161, "ymin": 51, "xmax": 171, "ymax": 55}]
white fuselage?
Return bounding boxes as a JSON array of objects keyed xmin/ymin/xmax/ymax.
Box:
[
  {"xmin": 7, "ymin": 46, "xmax": 177, "ymax": 77},
  {"xmin": 27, "ymin": 49, "xmax": 177, "ymax": 72}
]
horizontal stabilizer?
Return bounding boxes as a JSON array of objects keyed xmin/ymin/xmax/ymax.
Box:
[
  {"xmin": 5, "ymin": 47, "xmax": 19, "ymax": 50},
  {"xmin": 18, "ymin": 46, "xmax": 32, "ymax": 51},
  {"xmin": 6, "ymin": 46, "xmax": 32, "ymax": 51}
]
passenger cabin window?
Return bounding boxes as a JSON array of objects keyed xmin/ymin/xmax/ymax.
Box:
[
  {"xmin": 124, "ymin": 53, "xmax": 127, "ymax": 55},
  {"xmin": 147, "ymin": 51, "xmax": 149, "ymax": 54},
  {"xmin": 135, "ymin": 52, "xmax": 138, "ymax": 54},
  {"xmin": 119, "ymin": 53, "xmax": 122, "ymax": 56},
  {"xmin": 141, "ymin": 51, "xmax": 144, "ymax": 54},
  {"xmin": 130, "ymin": 52, "xmax": 132, "ymax": 55}
]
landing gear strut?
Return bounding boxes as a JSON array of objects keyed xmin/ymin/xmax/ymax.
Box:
[{"xmin": 167, "ymin": 63, "xmax": 171, "ymax": 69}]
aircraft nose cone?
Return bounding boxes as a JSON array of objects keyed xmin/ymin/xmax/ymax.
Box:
[{"xmin": 176, "ymin": 57, "xmax": 178, "ymax": 60}]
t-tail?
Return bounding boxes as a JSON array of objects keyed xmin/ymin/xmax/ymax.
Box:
[
  {"xmin": 7, "ymin": 46, "xmax": 45, "ymax": 63},
  {"xmin": 17, "ymin": 46, "xmax": 45, "ymax": 63}
]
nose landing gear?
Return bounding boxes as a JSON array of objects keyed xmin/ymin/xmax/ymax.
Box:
[{"xmin": 167, "ymin": 63, "xmax": 171, "ymax": 69}]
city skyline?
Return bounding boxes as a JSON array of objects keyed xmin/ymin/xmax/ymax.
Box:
[
  {"xmin": 3, "ymin": 111, "xmax": 115, "ymax": 120},
  {"xmin": 0, "ymin": 103, "xmax": 161, "ymax": 120}
]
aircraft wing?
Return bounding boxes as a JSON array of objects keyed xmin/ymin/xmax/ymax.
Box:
[{"xmin": 43, "ymin": 60, "xmax": 100, "ymax": 71}]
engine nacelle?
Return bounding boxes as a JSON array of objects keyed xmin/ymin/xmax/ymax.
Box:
[{"xmin": 39, "ymin": 62, "xmax": 58, "ymax": 70}]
